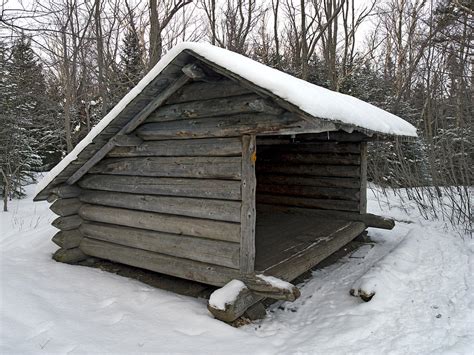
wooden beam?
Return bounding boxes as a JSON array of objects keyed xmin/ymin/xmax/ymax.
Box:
[
  {"xmin": 166, "ymin": 80, "xmax": 251, "ymax": 104},
  {"xmin": 49, "ymin": 198, "xmax": 82, "ymax": 216},
  {"xmin": 80, "ymin": 221, "xmax": 240, "ymax": 269},
  {"xmin": 52, "ymin": 229, "xmax": 83, "ymax": 249},
  {"xmin": 78, "ymin": 204, "xmax": 241, "ymax": 243},
  {"xmin": 50, "ymin": 185, "xmax": 81, "ymax": 199},
  {"xmin": 52, "ymin": 247, "xmax": 87, "ymax": 264},
  {"xmin": 66, "ymin": 70, "xmax": 193, "ymax": 185},
  {"xmin": 78, "ymin": 175, "xmax": 242, "ymax": 200},
  {"xmin": 256, "ymin": 194, "xmax": 360, "ymax": 212},
  {"xmin": 52, "ymin": 215, "xmax": 82, "ymax": 231},
  {"xmin": 240, "ymin": 135, "xmax": 256, "ymax": 274},
  {"xmin": 79, "ymin": 190, "xmax": 241, "ymax": 222},
  {"xmin": 359, "ymin": 142, "xmax": 368, "ymax": 214}
]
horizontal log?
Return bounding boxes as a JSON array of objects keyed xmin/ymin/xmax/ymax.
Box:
[
  {"xmin": 79, "ymin": 237, "xmax": 241, "ymax": 286},
  {"xmin": 166, "ymin": 80, "xmax": 252, "ymax": 104},
  {"xmin": 257, "ymin": 204, "xmax": 395, "ymax": 230},
  {"xmin": 257, "ymin": 174, "xmax": 360, "ymax": 189},
  {"xmin": 52, "ymin": 247, "xmax": 87, "ymax": 264},
  {"xmin": 136, "ymin": 113, "xmax": 335, "ymax": 140},
  {"xmin": 258, "ymin": 152, "xmax": 360, "ymax": 165},
  {"xmin": 257, "ymin": 164, "xmax": 360, "ymax": 178},
  {"xmin": 80, "ymin": 222, "xmax": 240, "ymax": 269},
  {"xmin": 147, "ymin": 94, "xmax": 283, "ymax": 122},
  {"xmin": 78, "ymin": 175, "xmax": 241, "ymax": 200},
  {"xmin": 52, "ymin": 229, "xmax": 83, "ymax": 249},
  {"xmin": 296, "ymin": 131, "xmax": 371, "ymax": 142},
  {"xmin": 256, "ymin": 194, "xmax": 360, "ymax": 212},
  {"xmin": 47, "ymin": 194, "xmax": 59, "ymax": 203},
  {"xmin": 208, "ymin": 283, "xmax": 258, "ymax": 323},
  {"xmin": 108, "ymin": 137, "xmax": 242, "ymax": 158},
  {"xmin": 89, "ymin": 156, "xmax": 242, "ymax": 180},
  {"xmin": 52, "ymin": 215, "xmax": 82, "ymax": 231},
  {"xmin": 79, "ymin": 190, "xmax": 241, "ymax": 222},
  {"xmin": 78, "ymin": 204, "xmax": 240, "ymax": 243},
  {"xmin": 256, "ymin": 141, "xmax": 361, "ymax": 154},
  {"xmin": 50, "ymin": 185, "xmax": 82, "ymax": 198},
  {"xmin": 257, "ymin": 184, "xmax": 360, "ymax": 201},
  {"xmin": 49, "ymin": 198, "xmax": 82, "ymax": 216}
]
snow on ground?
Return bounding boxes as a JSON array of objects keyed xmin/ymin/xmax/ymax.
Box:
[{"xmin": 1, "ymin": 182, "xmax": 473, "ymax": 354}]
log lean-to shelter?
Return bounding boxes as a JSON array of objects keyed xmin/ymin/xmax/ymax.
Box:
[{"xmin": 34, "ymin": 42, "xmax": 417, "ymax": 322}]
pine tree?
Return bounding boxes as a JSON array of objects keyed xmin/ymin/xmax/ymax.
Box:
[
  {"xmin": 119, "ymin": 27, "xmax": 145, "ymax": 96},
  {"xmin": 0, "ymin": 36, "xmax": 43, "ymax": 211}
]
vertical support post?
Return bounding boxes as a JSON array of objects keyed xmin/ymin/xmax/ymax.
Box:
[
  {"xmin": 359, "ymin": 142, "xmax": 367, "ymax": 214},
  {"xmin": 240, "ymin": 135, "xmax": 257, "ymax": 273}
]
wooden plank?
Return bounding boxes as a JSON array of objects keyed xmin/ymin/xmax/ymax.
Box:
[
  {"xmin": 257, "ymin": 174, "xmax": 360, "ymax": 189},
  {"xmin": 78, "ymin": 204, "xmax": 240, "ymax": 243},
  {"xmin": 79, "ymin": 237, "xmax": 241, "ymax": 286},
  {"xmin": 80, "ymin": 222, "xmax": 240, "ymax": 269},
  {"xmin": 136, "ymin": 113, "xmax": 337, "ymax": 140},
  {"xmin": 52, "ymin": 215, "xmax": 82, "ymax": 231},
  {"xmin": 49, "ymin": 198, "xmax": 82, "ymax": 216},
  {"xmin": 257, "ymin": 204, "xmax": 395, "ymax": 230},
  {"xmin": 240, "ymin": 135, "xmax": 256, "ymax": 274},
  {"xmin": 256, "ymin": 141, "xmax": 361, "ymax": 154},
  {"xmin": 258, "ymin": 152, "xmax": 361, "ymax": 165},
  {"xmin": 359, "ymin": 142, "xmax": 368, "ymax": 214},
  {"xmin": 256, "ymin": 194, "xmax": 360, "ymax": 212},
  {"xmin": 52, "ymin": 229, "xmax": 83, "ymax": 249},
  {"xmin": 295, "ymin": 131, "xmax": 371, "ymax": 142},
  {"xmin": 257, "ymin": 164, "xmax": 360, "ymax": 178},
  {"xmin": 53, "ymin": 247, "xmax": 87, "ymax": 264},
  {"xmin": 108, "ymin": 137, "xmax": 242, "ymax": 157},
  {"xmin": 265, "ymin": 222, "xmax": 366, "ymax": 280},
  {"xmin": 50, "ymin": 185, "xmax": 81, "ymax": 198},
  {"xmin": 89, "ymin": 156, "xmax": 242, "ymax": 180},
  {"xmin": 79, "ymin": 190, "xmax": 241, "ymax": 222},
  {"xmin": 166, "ymin": 80, "xmax": 251, "ymax": 104},
  {"xmin": 257, "ymin": 184, "xmax": 360, "ymax": 201},
  {"xmin": 78, "ymin": 175, "xmax": 241, "ymax": 200},
  {"xmin": 66, "ymin": 72, "xmax": 192, "ymax": 185},
  {"xmin": 147, "ymin": 94, "xmax": 283, "ymax": 122}
]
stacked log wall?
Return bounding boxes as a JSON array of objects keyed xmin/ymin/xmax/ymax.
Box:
[
  {"xmin": 73, "ymin": 80, "xmax": 265, "ymax": 285},
  {"xmin": 256, "ymin": 136, "xmax": 364, "ymax": 213}
]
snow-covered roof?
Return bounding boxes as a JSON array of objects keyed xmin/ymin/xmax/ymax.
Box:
[{"xmin": 35, "ymin": 42, "xmax": 417, "ymax": 199}]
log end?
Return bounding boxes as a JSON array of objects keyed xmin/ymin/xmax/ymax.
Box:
[{"xmin": 52, "ymin": 248, "xmax": 87, "ymax": 264}]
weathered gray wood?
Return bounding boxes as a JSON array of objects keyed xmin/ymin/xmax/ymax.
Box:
[
  {"xmin": 259, "ymin": 152, "xmax": 361, "ymax": 165},
  {"xmin": 256, "ymin": 140, "xmax": 361, "ymax": 154},
  {"xmin": 295, "ymin": 131, "xmax": 371, "ymax": 142},
  {"xmin": 147, "ymin": 94, "xmax": 284, "ymax": 122},
  {"xmin": 257, "ymin": 163, "xmax": 360, "ymax": 178},
  {"xmin": 359, "ymin": 142, "xmax": 368, "ymax": 214},
  {"xmin": 244, "ymin": 302, "xmax": 267, "ymax": 321},
  {"xmin": 89, "ymin": 156, "xmax": 242, "ymax": 180},
  {"xmin": 53, "ymin": 247, "xmax": 87, "ymax": 263},
  {"xmin": 50, "ymin": 185, "xmax": 82, "ymax": 198},
  {"xmin": 266, "ymin": 222, "xmax": 366, "ymax": 280},
  {"xmin": 256, "ymin": 194, "xmax": 360, "ymax": 212},
  {"xmin": 80, "ymin": 222, "xmax": 240, "ymax": 269},
  {"xmin": 257, "ymin": 204, "xmax": 395, "ymax": 230},
  {"xmin": 52, "ymin": 215, "xmax": 82, "ymax": 231},
  {"xmin": 257, "ymin": 184, "xmax": 360, "ymax": 201},
  {"xmin": 113, "ymin": 134, "xmax": 143, "ymax": 147},
  {"xmin": 136, "ymin": 113, "xmax": 337, "ymax": 140},
  {"xmin": 52, "ymin": 229, "xmax": 83, "ymax": 249},
  {"xmin": 47, "ymin": 194, "xmax": 59, "ymax": 203},
  {"xmin": 49, "ymin": 198, "xmax": 82, "ymax": 216},
  {"xmin": 257, "ymin": 174, "xmax": 360, "ymax": 189},
  {"xmin": 240, "ymin": 275, "xmax": 300, "ymax": 301},
  {"xmin": 240, "ymin": 135, "xmax": 256, "ymax": 274},
  {"xmin": 108, "ymin": 137, "xmax": 242, "ymax": 157},
  {"xmin": 78, "ymin": 175, "xmax": 241, "ymax": 200},
  {"xmin": 207, "ymin": 285, "xmax": 259, "ymax": 322},
  {"xmin": 181, "ymin": 63, "xmax": 207, "ymax": 80},
  {"xmin": 79, "ymin": 190, "xmax": 241, "ymax": 222},
  {"xmin": 78, "ymin": 204, "xmax": 240, "ymax": 243},
  {"xmin": 79, "ymin": 237, "xmax": 241, "ymax": 286},
  {"xmin": 66, "ymin": 72, "xmax": 192, "ymax": 185},
  {"xmin": 166, "ymin": 80, "xmax": 251, "ymax": 104}
]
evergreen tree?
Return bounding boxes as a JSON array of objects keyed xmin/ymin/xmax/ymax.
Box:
[
  {"xmin": 0, "ymin": 36, "xmax": 43, "ymax": 211},
  {"xmin": 119, "ymin": 27, "xmax": 145, "ymax": 96}
]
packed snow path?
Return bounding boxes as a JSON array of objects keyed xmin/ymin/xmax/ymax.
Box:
[{"xmin": 1, "ymin": 182, "xmax": 472, "ymax": 354}]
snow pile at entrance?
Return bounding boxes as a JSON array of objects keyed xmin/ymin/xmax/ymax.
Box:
[
  {"xmin": 2, "ymin": 182, "xmax": 472, "ymax": 354},
  {"xmin": 36, "ymin": 41, "xmax": 416, "ymax": 198},
  {"xmin": 209, "ymin": 280, "xmax": 247, "ymax": 310}
]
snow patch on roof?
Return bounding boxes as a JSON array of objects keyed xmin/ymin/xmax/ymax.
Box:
[{"xmin": 36, "ymin": 42, "xmax": 417, "ymax": 198}]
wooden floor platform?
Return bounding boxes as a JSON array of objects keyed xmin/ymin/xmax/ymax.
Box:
[{"xmin": 255, "ymin": 208, "xmax": 366, "ymax": 281}]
